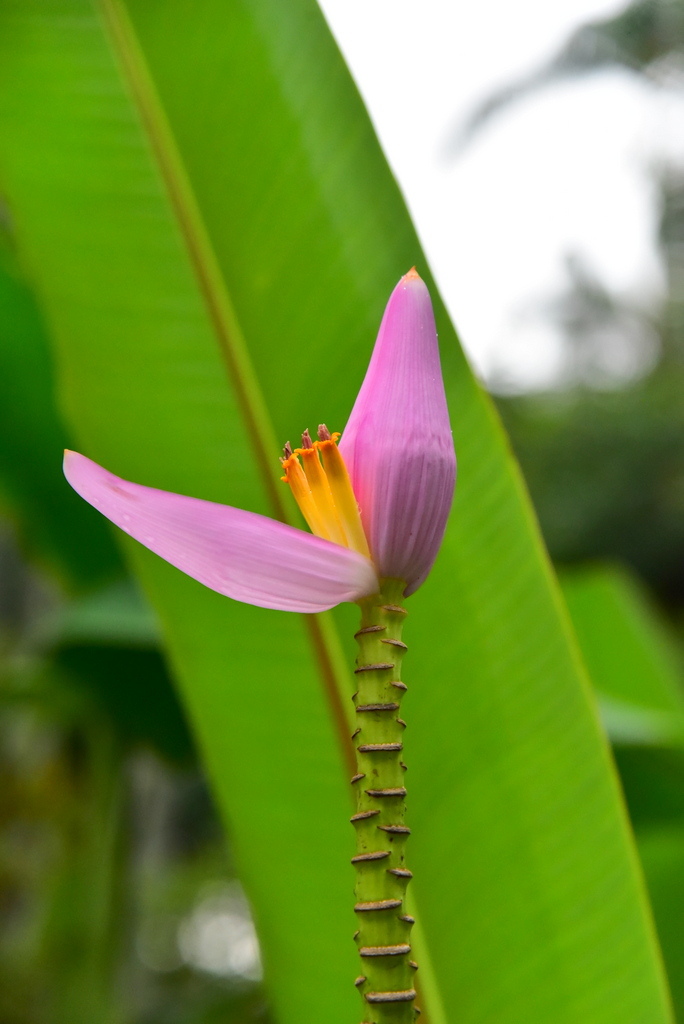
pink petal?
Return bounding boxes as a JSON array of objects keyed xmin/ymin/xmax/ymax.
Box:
[
  {"xmin": 339, "ymin": 270, "xmax": 456, "ymax": 595},
  {"xmin": 63, "ymin": 452, "xmax": 379, "ymax": 613}
]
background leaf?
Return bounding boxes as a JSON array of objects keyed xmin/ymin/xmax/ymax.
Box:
[{"xmin": 560, "ymin": 563, "xmax": 684, "ymax": 746}]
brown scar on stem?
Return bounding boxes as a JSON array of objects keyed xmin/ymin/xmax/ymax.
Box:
[
  {"xmin": 410, "ymin": 961, "xmax": 419, "ymax": 970},
  {"xmin": 351, "ymin": 773, "xmax": 366, "ymax": 784},
  {"xmin": 378, "ymin": 825, "xmax": 411, "ymax": 834},
  {"xmin": 396, "ymin": 718, "xmax": 407, "ymax": 728},
  {"xmin": 399, "ymin": 914, "xmax": 415, "ymax": 924},
  {"xmin": 391, "ymin": 681, "xmax": 408, "ymax": 691},
  {"xmin": 355, "ymin": 625, "xmax": 387, "ymax": 637},
  {"xmin": 357, "ymin": 742, "xmax": 403, "ymax": 753},
  {"xmin": 381, "ymin": 638, "xmax": 408, "ymax": 650},
  {"xmin": 351, "ymin": 850, "xmax": 391, "ymax": 864},
  {"xmin": 354, "ymin": 898, "xmax": 403, "ymax": 912},
  {"xmin": 356, "ymin": 702, "xmax": 400, "ymax": 713},
  {"xmin": 388, "ymin": 868, "xmax": 413, "ymax": 879},
  {"xmin": 365, "ymin": 989, "xmax": 416, "ymax": 1004},
  {"xmin": 351, "ymin": 727, "xmax": 362, "ymax": 739},
  {"xmin": 355, "ymin": 662, "xmax": 395, "ymax": 674},
  {"xmin": 400, "ymin": 762, "xmax": 408, "ymax": 771},
  {"xmin": 359, "ymin": 944, "xmax": 411, "ymax": 957},
  {"xmin": 365, "ymin": 787, "xmax": 407, "ymax": 798},
  {"xmin": 350, "ymin": 809, "xmax": 380, "ymax": 822},
  {"xmin": 380, "ymin": 604, "xmax": 408, "ymax": 616},
  {"xmin": 354, "ymin": 975, "xmax": 366, "ymax": 987}
]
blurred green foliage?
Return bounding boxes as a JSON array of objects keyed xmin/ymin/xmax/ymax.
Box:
[
  {"xmin": 0, "ymin": 540, "xmax": 271, "ymax": 1024},
  {"xmin": 497, "ymin": 232, "xmax": 684, "ymax": 607},
  {"xmin": 0, "ymin": 229, "xmax": 122, "ymax": 591}
]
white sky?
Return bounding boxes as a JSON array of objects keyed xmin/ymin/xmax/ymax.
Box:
[{"xmin": 318, "ymin": 0, "xmax": 676, "ymax": 391}]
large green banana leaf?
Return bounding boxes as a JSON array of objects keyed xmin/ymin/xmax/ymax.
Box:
[{"xmin": 0, "ymin": 1, "xmax": 672, "ymax": 1022}]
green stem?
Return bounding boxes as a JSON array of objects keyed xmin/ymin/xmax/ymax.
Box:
[{"xmin": 351, "ymin": 579, "xmax": 418, "ymax": 1024}]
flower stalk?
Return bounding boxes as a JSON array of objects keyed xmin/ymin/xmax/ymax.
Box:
[{"xmin": 351, "ymin": 579, "xmax": 418, "ymax": 1023}]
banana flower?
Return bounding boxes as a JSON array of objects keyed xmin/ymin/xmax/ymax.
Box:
[{"xmin": 64, "ymin": 269, "xmax": 455, "ymax": 610}]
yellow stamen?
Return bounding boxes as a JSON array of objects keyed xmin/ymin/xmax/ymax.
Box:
[
  {"xmin": 281, "ymin": 431, "xmax": 370, "ymax": 559},
  {"xmin": 318, "ymin": 439, "xmax": 370, "ymax": 558},
  {"xmin": 298, "ymin": 447, "xmax": 348, "ymax": 547},
  {"xmin": 282, "ymin": 454, "xmax": 336, "ymax": 542}
]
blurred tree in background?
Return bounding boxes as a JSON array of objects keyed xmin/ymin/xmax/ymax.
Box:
[
  {"xmin": 498, "ymin": 172, "xmax": 684, "ymax": 609},
  {"xmin": 445, "ymin": 0, "xmax": 684, "ymax": 613}
]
